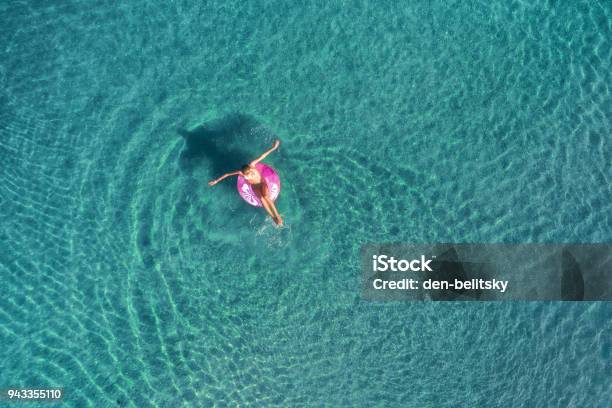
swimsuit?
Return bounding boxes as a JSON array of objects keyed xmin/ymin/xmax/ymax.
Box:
[{"xmin": 250, "ymin": 180, "xmax": 269, "ymax": 200}]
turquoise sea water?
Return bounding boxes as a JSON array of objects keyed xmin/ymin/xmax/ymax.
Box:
[{"xmin": 1, "ymin": 1, "xmax": 610, "ymax": 406}]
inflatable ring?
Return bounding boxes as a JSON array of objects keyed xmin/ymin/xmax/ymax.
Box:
[{"xmin": 237, "ymin": 163, "xmax": 280, "ymax": 207}]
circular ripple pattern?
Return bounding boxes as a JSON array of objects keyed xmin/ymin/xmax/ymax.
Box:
[{"xmin": 1, "ymin": 1, "xmax": 610, "ymax": 407}]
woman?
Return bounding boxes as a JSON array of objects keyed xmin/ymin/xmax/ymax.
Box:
[{"xmin": 208, "ymin": 139, "xmax": 283, "ymax": 225}]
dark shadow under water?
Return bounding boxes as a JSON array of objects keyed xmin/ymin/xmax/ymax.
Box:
[{"xmin": 178, "ymin": 113, "xmax": 272, "ymax": 191}]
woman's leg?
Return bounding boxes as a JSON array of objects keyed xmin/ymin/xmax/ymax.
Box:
[
  {"xmin": 260, "ymin": 197, "xmax": 279, "ymax": 223},
  {"xmin": 261, "ymin": 197, "xmax": 282, "ymax": 225},
  {"xmin": 266, "ymin": 199, "xmax": 283, "ymax": 224},
  {"xmin": 253, "ymin": 183, "xmax": 280, "ymax": 224},
  {"xmin": 261, "ymin": 182, "xmax": 282, "ymax": 224}
]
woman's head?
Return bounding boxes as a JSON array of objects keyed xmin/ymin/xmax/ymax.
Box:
[{"xmin": 241, "ymin": 164, "xmax": 261, "ymax": 182}]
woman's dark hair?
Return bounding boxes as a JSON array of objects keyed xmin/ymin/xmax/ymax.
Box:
[{"xmin": 241, "ymin": 164, "xmax": 251, "ymax": 173}]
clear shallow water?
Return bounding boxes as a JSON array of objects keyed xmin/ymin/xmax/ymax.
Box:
[{"xmin": 0, "ymin": 0, "xmax": 610, "ymax": 406}]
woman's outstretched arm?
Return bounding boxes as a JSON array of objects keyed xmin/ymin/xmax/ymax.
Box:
[
  {"xmin": 250, "ymin": 140, "xmax": 280, "ymax": 166},
  {"xmin": 208, "ymin": 170, "xmax": 241, "ymax": 186}
]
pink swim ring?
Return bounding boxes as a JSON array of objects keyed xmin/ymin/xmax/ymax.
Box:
[{"xmin": 237, "ymin": 163, "xmax": 281, "ymax": 207}]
